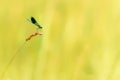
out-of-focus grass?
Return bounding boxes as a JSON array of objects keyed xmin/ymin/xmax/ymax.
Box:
[{"xmin": 0, "ymin": 0, "xmax": 120, "ymax": 80}]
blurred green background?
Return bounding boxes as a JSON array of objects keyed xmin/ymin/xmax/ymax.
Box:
[{"xmin": 0, "ymin": 0, "xmax": 120, "ymax": 80}]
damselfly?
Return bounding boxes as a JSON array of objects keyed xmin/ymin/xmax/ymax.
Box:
[{"xmin": 28, "ymin": 17, "xmax": 42, "ymax": 29}]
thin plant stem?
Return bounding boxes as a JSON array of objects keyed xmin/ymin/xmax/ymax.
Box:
[
  {"xmin": 0, "ymin": 42, "xmax": 26, "ymax": 80},
  {"xmin": 0, "ymin": 31, "xmax": 43, "ymax": 80}
]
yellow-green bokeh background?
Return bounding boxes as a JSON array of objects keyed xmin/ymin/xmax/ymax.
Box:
[{"xmin": 0, "ymin": 0, "xmax": 120, "ymax": 80}]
